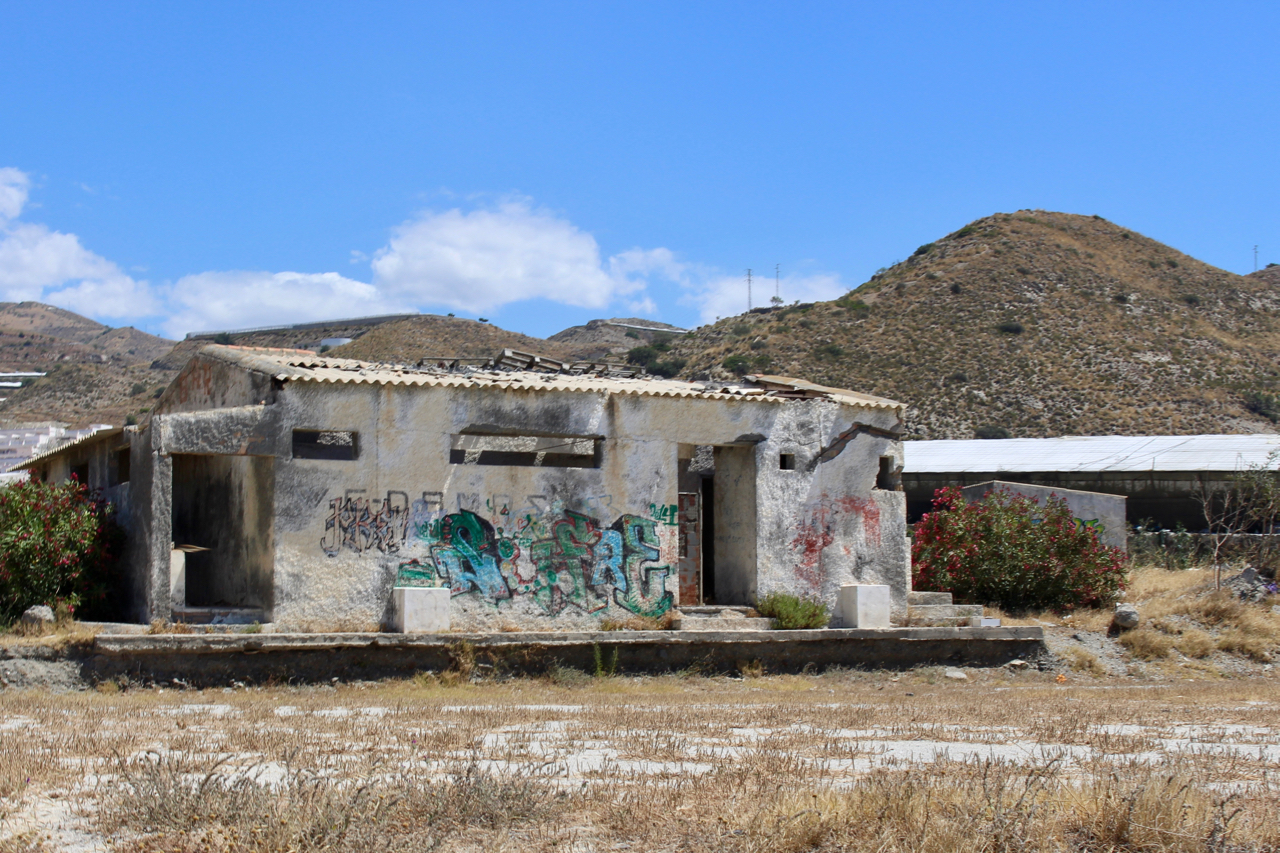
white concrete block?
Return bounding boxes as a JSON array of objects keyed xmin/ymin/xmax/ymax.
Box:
[
  {"xmin": 392, "ymin": 587, "xmax": 451, "ymax": 633},
  {"xmin": 839, "ymin": 584, "xmax": 891, "ymax": 628},
  {"xmin": 170, "ymin": 549, "xmax": 186, "ymax": 611}
]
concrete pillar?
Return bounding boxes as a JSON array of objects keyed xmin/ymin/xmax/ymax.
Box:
[{"xmin": 839, "ymin": 584, "xmax": 891, "ymax": 628}]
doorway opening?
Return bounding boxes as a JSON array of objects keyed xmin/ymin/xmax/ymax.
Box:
[
  {"xmin": 170, "ymin": 454, "xmax": 274, "ymax": 618},
  {"xmin": 676, "ymin": 444, "xmax": 757, "ymax": 606}
]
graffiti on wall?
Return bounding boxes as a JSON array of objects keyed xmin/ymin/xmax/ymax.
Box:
[
  {"xmin": 789, "ymin": 494, "xmax": 882, "ymax": 592},
  {"xmin": 322, "ymin": 491, "xmax": 676, "ymax": 617},
  {"xmin": 320, "ymin": 491, "xmax": 413, "ymax": 556}
]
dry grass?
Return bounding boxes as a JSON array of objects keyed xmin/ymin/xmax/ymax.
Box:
[
  {"xmin": 1119, "ymin": 626, "xmax": 1175, "ymax": 660},
  {"xmin": 995, "ymin": 566, "xmax": 1278, "ymax": 672},
  {"xmin": 599, "ymin": 612, "xmax": 675, "ymax": 631},
  {"xmin": 1063, "ymin": 647, "xmax": 1107, "ymax": 676},
  {"xmin": 2, "ymin": 674, "xmax": 1279, "ymax": 851}
]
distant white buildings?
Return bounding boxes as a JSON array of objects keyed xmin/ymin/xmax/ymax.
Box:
[
  {"xmin": 0, "ymin": 371, "xmax": 45, "ymax": 403},
  {"xmin": 0, "ymin": 423, "xmax": 114, "ymax": 477}
]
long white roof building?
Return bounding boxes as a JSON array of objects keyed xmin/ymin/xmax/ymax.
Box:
[{"xmin": 905, "ymin": 434, "xmax": 1280, "ymax": 474}]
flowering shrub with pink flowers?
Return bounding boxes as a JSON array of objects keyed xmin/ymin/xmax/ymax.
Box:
[
  {"xmin": 0, "ymin": 477, "xmax": 123, "ymax": 623},
  {"xmin": 912, "ymin": 487, "xmax": 1127, "ymax": 612}
]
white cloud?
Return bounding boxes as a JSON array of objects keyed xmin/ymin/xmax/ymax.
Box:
[
  {"xmin": 0, "ymin": 167, "xmax": 155, "ymax": 319},
  {"xmin": 160, "ymin": 271, "xmax": 404, "ymax": 338},
  {"xmin": 688, "ymin": 272, "xmax": 847, "ymax": 324},
  {"xmin": 0, "ymin": 168, "xmax": 29, "ymax": 223},
  {"xmin": 0, "ymin": 168, "xmax": 852, "ymax": 339},
  {"xmin": 372, "ymin": 199, "xmax": 642, "ymax": 312}
]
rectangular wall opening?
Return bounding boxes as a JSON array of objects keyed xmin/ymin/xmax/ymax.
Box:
[
  {"xmin": 171, "ymin": 454, "xmax": 274, "ymax": 612},
  {"xmin": 712, "ymin": 445, "xmax": 757, "ymax": 606},
  {"xmin": 875, "ymin": 455, "xmax": 901, "ymax": 491},
  {"xmin": 111, "ymin": 447, "xmax": 130, "ymax": 486},
  {"xmin": 449, "ymin": 433, "xmax": 600, "ymax": 468},
  {"xmin": 293, "ymin": 429, "xmax": 358, "ymax": 460}
]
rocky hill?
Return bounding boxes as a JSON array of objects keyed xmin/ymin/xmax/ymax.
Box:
[
  {"xmin": 3, "ymin": 210, "xmax": 1277, "ymax": 437},
  {"xmin": 665, "ymin": 211, "xmax": 1280, "ymax": 439},
  {"xmin": 0, "ymin": 302, "xmax": 178, "ymax": 428},
  {"xmin": 547, "ymin": 318, "xmax": 687, "ymax": 359},
  {"xmin": 329, "ymin": 315, "xmax": 583, "ymax": 363}
]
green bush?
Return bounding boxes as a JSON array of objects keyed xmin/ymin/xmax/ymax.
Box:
[
  {"xmin": 722, "ymin": 355, "xmax": 751, "ymax": 376},
  {"xmin": 912, "ymin": 487, "xmax": 1127, "ymax": 612},
  {"xmin": 646, "ymin": 358, "xmax": 686, "ymax": 378},
  {"xmin": 0, "ymin": 478, "xmax": 123, "ymax": 623},
  {"xmin": 997, "ymin": 321, "xmax": 1024, "ymax": 335},
  {"xmin": 1243, "ymin": 390, "xmax": 1279, "ymax": 423},
  {"xmin": 756, "ymin": 592, "xmax": 830, "ymax": 629},
  {"xmin": 974, "ymin": 425, "xmax": 1010, "ymax": 440}
]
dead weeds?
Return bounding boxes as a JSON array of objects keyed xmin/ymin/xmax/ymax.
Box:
[{"xmin": 3, "ymin": 675, "xmax": 1280, "ymax": 851}]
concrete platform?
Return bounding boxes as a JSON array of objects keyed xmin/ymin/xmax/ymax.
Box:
[{"xmin": 72, "ymin": 627, "xmax": 1045, "ymax": 686}]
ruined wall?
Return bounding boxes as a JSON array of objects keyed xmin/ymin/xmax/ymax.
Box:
[
  {"xmin": 905, "ymin": 470, "xmax": 1227, "ymax": 530},
  {"xmin": 267, "ymin": 382, "xmax": 910, "ymax": 631},
  {"xmin": 961, "ymin": 481, "xmax": 1128, "ymax": 551},
  {"xmin": 269, "ymin": 383, "xmax": 679, "ymax": 631},
  {"xmin": 153, "ymin": 349, "xmax": 275, "ymax": 416},
  {"xmin": 752, "ymin": 400, "xmax": 911, "ymax": 623}
]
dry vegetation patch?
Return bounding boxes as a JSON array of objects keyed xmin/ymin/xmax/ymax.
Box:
[{"xmin": 2, "ymin": 674, "xmax": 1279, "ymax": 851}]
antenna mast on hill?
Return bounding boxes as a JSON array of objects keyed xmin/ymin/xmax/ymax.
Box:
[
  {"xmin": 775, "ymin": 264, "xmax": 780, "ymax": 301},
  {"xmin": 746, "ymin": 268, "xmax": 752, "ymax": 311}
]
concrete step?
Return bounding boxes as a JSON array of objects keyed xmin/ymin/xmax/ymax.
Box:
[
  {"xmin": 908, "ymin": 591, "xmax": 954, "ymax": 606},
  {"xmin": 679, "ymin": 606, "xmax": 757, "ymax": 616},
  {"xmin": 172, "ymin": 607, "xmax": 267, "ymax": 626},
  {"xmin": 907, "ymin": 604, "xmax": 983, "ymax": 627},
  {"xmin": 670, "ymin": 613, "xmax": 774, "ymax": 631}
]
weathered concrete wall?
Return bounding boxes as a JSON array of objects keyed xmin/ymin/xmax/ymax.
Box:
[
  {"xmin": 71, "ymin": 627, "xmax": 1046, "ymax": 685},
  {"xmin": 153, "ymin": 349, "xmax": 276, "ymax": 415},
  {"xmin": 261, "ymin": 378, "xmax": 910, "ymax": 631},
  {"xmin": 905, "ymin": 470, "xmax": 1232, "ymax": 531},
  {"xmin": 961, "ymin": 481, "xmax": 1128, "ymax": 551},
  {"xmin": 70, "ymin": 351, "xmax": 910, "ymax": 631}
]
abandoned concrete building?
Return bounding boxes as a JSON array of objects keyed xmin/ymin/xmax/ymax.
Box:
[{"xmin": 17, "ymin": 346, "xmax": 911, "ymax": 631}]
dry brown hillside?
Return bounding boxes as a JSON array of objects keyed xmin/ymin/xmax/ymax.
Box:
[
  {"xmin": 0, "ymin": 303, "xmax": 178, "ymax": 427},
  {"xmin": 547, "ymin": 317, "xmax": 686, "ymax": 359},
  {"xmin": 330, "ymin": 315, "xmax": 584, "ymax": 363},
  {"xmin": 667, "ymin": 210, "xmax": 1280, "ymax": 439}
]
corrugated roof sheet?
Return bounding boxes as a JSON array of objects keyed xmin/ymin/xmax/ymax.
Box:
[
  {"xmin": 8, "ymin": 427, "xmax": 124, "ymax": 473},
  {"xmin": 203, "ymin": 346, "xmax": 906, "ymax": 411},
  {"xmin": 905, "ymin": 435, "xmax": 1280, "ymax": 474}
]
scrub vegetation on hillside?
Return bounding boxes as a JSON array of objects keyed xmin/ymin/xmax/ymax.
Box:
[{"xmin": 666, "ymin": 210, "xmax": 1280, "ymax": 438}]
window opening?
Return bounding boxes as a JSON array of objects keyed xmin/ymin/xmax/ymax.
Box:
[
  {"xmin": 293, "ymin": 429, "xmax": 358, "ymax": 460},
  {"xmin": 779, "ymin": 453, "xmax": 796, "ymax": 470},
  {"xmin": 875, "ymin": 455, "xmax": 901, "ymax": 491},
  {"xmin": 113, "ymin": 448, "xmax": 131, "ymax": 485},
  {"xmin": 449, "ymin": 433, "xmax": 600, "ymax": 468}
]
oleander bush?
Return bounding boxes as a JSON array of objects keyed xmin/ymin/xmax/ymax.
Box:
[
  {"xmin": 912, "ymin": 487, "xmax": 1127, "ymax": 612},
  {"xmin": 0, "ymin": 477, "xmax": 123, "ymax": 623}
]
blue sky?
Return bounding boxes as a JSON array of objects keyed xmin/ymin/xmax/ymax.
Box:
[{"xmin": 2, "ymin": 2, "xmax": 1278, "ymax": 340}]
